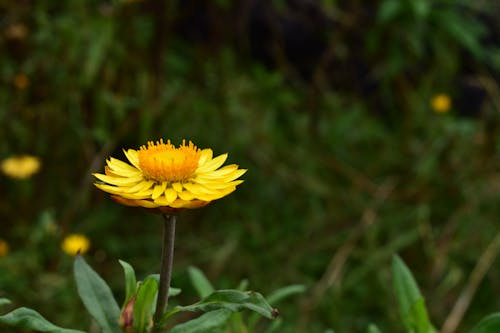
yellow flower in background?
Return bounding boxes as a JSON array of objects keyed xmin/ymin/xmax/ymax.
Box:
[
  {"xmin": 93, "ymin": 139, "xmax": 246, "ymax": 213},
  {"xmin": 1, "ymin": 155, "xmax": 41, "ymax": 179},
  {"xmin": 62, "ymin": 234, "xmax": 91, "ymax": 256},
  {"xmin": 0, "ymin": 239, "xmax": 9, "ymax": 257},
  {"xmin": 431, "ymin": 93, "xmax": 451, "ymax": 113},
  {"xmin": 5, "ymin": 23, "xmax": 28, "ymax": 40},
  {"xmin": 13, "ymin": 73, "xmax": 29, "ymax": 90}
]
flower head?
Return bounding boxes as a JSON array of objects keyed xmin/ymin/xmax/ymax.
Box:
[
  {"xmin": 93, "ymin": 139, "xmax": 246, "ymax": 213},
  {"xmin": 431, "ymin": 93, "xmax": 451, "ymax": 113},
  {"xmin": 62, "ymin": 234, "xmax": 91, "ymax": 256},
  {"xmin": 0, "ymin": 239, "xmax": 9, "ymax": 257},
  {"xmin": 1, "ymin": 155, "xmax": 41, "ymax": 179}
]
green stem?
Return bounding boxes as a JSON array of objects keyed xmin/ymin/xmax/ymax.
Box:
[{"xmin": 153, "ymin": 214, "xmax": 177, "ymax": 332}]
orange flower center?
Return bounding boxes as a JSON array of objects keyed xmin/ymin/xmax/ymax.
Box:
[{"xmin": 138, "ymin": 139, "xmax": 201, "ymax": 182}]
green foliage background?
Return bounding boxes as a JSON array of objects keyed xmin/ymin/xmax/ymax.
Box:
[{"xmin": 1, "ymin": 0, "xmax": 500, "ymax": 332}]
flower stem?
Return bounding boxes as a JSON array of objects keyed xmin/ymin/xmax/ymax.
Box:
[{"xmin": 153, "ymin": 214, "xmax": 177, "ymax": 332}]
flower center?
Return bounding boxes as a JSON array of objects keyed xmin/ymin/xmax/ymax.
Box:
[{"xmin": 138, "ymin": 139, "xmax": 201, "ymax": 182}]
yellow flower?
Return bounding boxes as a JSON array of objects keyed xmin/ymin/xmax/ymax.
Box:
[
  {"xmin": 0, "ymin": 239, "xmax": 9, "ymax": 257},
  {"xmin": 5, "ymin": 23, "xmax": 28, "ymax": 40},
  {"xmin": 13, "ymin": 73, "xmax": 29, "ymax": 90},
  {"xmin": 93, "ymin": 139, "xmax": 246, "ymax": 213},
  {"xmin": 431, "ymin": 94, "xmax": 451, "ymax": 113},
  {"xmin": 62, "ymin": 234, "xmax": 91, "ymax": 256},
  {"xmin": 1, "ymin": 155, "xmax": 41, "ymax": 179}
]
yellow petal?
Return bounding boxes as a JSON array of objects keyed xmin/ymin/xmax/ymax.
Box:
[
  {"xmin": 196, "ymin": 153, "xmax": 228, "ymax": 173},
  {"xmin": 195, "ymin": 187, "xmax": 236, "ymax": 201},
  {"xmin": 95, "ymin": 183, "xmax": 153, "ymax": 199},
  {"xmin": 107, "ymin": 158, "xmax": 141, "ymax": 176},
  {"xmin": 197, "ymin": 168, "xmax": 246, "ymax": 182},
  {"xmin": 183, "ymin": 183, "xmax": 218, "ymax": 195},
  {"xmin": 201, "ymin": 180, "xmax": 244, "ymax": 190},
  {"xmin": 111, "ymin": 196, "xmax": 159, "ymax": 208},
  {"xmin": 123, "ymin": 149, "xmax": 140, "ymax": 169},
  {"xmin": 218, "ymin": 169, "xmax": 247, "ymax": 182},
  {"xmin": 178, "ymin": 190, "xmax": 195, "ymax": 201},
  {"xmin": 169, "ymin": 199, "xmax": 190, "ymax": 208},
  {"xmin": 153, "ymin": 190, "xmax": 177, "ymax": 206},
  {"xmin": 104, "ymin": 166, "xmax": 121, "ymax": 177},
  {"xmin": 171, "ymin": 182, "xmax": 183, "ymax": 192},
  {"xmin": 153, "ymin": 196, "xmax": 169, "ymax": 205},
  {"xmin": 128, "ymin": 189, "xmax": 154, "ymax": 199},
  {"xmin": 197, "ymin": 164, "xmax": 237, "ymax": 178},
  {"xmin": 94, "ymin": 183, "xmax": 124, "ymax": 195},
  {"xmin": 94, "ymin": 173, "xmax": 143, "ymax": 186},
  {"xmin": 198, "ymin": 149, "xmax": 213, "ymax": 166},
  {"xmin": 165, "ymin": 187, "xmax": 177, "ymax": 203},
  {"xmin": 152, "ymin": 182, "xmax": 167, "ymax": 199},
  {"xmin": 124, "ymin": 180, "xmax": 155, "ymax": 193}
]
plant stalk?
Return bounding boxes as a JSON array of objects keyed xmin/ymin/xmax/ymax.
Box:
[{"xmin": 153, "ymin": 214, "xmax": 177, "ymax": 332}]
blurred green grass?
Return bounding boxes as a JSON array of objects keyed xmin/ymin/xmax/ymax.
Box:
[{"xmin": 1, "ymin": 1, "xmax": 500, "ymax": 332}]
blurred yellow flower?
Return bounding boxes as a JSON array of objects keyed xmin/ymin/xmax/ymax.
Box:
[
  {"xmin": 5, "ymin": 23, "xmax": 28, "ymax": 40},
  {"xmin": 1, "ymin": 155, "xmax": 41, "ymax": 179},
  {"xmin": 431, "ymin": 94, "xmax": 451, "ymax": 113},
  {"xmin": 0, "ymin": 239, "xmax": 9, "ymax": 257},
  {"xmin": 13, "ymin": 73, "xmax": 29, "ymax": 90},
  {"xmin": 62, "ymin": 234, "xmax": 91, "ymax": 256},
  {"xmin": 93, "ymin": 139, "xmax": 246, "ymax": 213}
]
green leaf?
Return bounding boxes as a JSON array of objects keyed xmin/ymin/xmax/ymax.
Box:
[
  {"xmin": 169, "ymin": 287, "xmax": 182, "ymax": 297},
  {"xmin": 0, "ymin": 307, "xmax": 85, "ymax": 333},
  {"xmin": 392, "ymin": 255, "xmax": 437, "ymax": 333},
  {"xmin": 145, "ymin": 274, "xmax": 181, "ymax": 297},
  {"xmin": 73, "ymin": 256, "xmax": 121, "ymax": 333},
  {"xmin": 132, "ymin": 277, "xmax": 158, "ymax": 333},
  {"xmin": 469, "ymin": 313, "xmax": 500, "ymax": 333},
  {"xmin": 176, "ymin": 289, "xmax": 276, "ymax": 319},
  {"xmin": 266, "ymin": 284, "xmax": 306, "ymax": 305},
  {"xmin": 0, "ymin": 299, "xmax": 11, "ymax": 307},
  {"xmin": 188, "ymin": 266, "xmax": 215, "ymax": 298},
  {"xmin": 170, "ymin": 309, "xmax": 233, "ymax": 333},
  {"xmin": 118, "ymin": 259, "xmax": 137, "ymax": 308}
]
